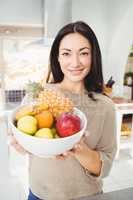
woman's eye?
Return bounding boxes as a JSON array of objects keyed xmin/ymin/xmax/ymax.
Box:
[
  {"xmin": 80, "ymin": 52, "xmax": 89, "ymax": 56},
  {"xmin": 62, "ymin": 52, "xmax": 70, "ymax": 56}
]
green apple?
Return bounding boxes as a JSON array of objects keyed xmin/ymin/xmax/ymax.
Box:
[
  {"xmin": 35, "ymin": 128, "xmax": 53, "ymax": 138},
  {"xmin": 51, "ymin": 127, "xmax": 60, "ymax": 138},
  {"xmin": 51, "ymin": 127, "xmax": 57, "ymax": 137},
  {"xmin": 17, "ymin": 115, "xmax": 37, "ymax": 135}
]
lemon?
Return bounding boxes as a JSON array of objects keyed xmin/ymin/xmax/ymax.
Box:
[
  {"xmin": 17, "ymin": 115, "xmax": 37, "ymax": 135},
  {"xmin": 35, "ymin": 128, "xmax": 53, "ymax": 138}
]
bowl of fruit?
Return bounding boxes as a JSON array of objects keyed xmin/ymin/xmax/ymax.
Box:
[{"xmin": 9, "ymin": 88, "xmax": 87, "ymax": 157}]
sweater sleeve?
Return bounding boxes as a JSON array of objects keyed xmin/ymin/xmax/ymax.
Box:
[{"xmin": 85, "ymin": 100, "xmax": 117, "ymax": 179}]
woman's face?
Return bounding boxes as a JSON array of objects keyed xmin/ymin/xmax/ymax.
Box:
[{"xmin": 58, "ymin": 32, "xmax": 92, "ymax": 82}]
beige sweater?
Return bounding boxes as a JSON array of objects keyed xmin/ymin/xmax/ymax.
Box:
[{"xmin": 22, "ymin": 84, "xmax": 117, "ymax": 200}]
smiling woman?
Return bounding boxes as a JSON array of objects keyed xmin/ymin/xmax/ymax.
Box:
[{"xmin": 10, "ymin": 21, "xmax": 117, "ymax": 200}]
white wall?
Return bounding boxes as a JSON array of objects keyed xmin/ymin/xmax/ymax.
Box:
[
  {"xmin": 44, "ymin": 0, "xmax": 72, "ymax": 38},
  {"xmin": 72, "ymin": 0, "xmax": 133, "ymax": 96},
  {"xmin": 107, "ymin": 0, "xmax": 133, "ymax": 44},
  {"xmin": 106, "ymin": 0, "xmax": 133, "ymax": 95},
  {"xmin": 0, "ymin": 0, "xmax": 42, "ymax": 26}
]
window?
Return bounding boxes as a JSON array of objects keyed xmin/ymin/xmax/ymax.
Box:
[{"xmin": 0, "ymin": 27, "xmax": 51, "ymax": 110}]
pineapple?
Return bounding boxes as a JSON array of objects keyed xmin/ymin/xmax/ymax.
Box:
[
  {"xmin": 38, "ymin": 89, "xmax": 74, "ymax": 118},
  {"xmin": 25, "ymin": 81, "xmax": 74, "ymax": 118}
]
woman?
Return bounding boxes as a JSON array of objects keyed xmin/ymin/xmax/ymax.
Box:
[{"xmin": 11, "ymin": 21, "xmax": 117, "ymax": 200}]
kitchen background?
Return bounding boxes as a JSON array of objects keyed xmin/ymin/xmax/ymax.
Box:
[
  {"xmin": 0, "ymin": 0, "xmax": 133, "ymax": 110},
  {"xmin": 0, "ymin": 0, "xmax": 133, "ymax": 199}
]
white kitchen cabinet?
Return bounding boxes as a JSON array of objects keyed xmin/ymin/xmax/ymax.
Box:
[
  {"xmin": 0, "ymin": 112, "xmax": 25, "ymax": 200},
  {"xmin": 115, "ymin": 103, "xmax": 133, "ymax": 158}
]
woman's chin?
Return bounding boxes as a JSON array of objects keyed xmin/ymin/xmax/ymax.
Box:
[{"xmin": 67, "ymin": 75, "xmax": 84, "ymax": 82}]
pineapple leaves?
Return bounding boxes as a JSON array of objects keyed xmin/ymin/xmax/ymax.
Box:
[{"xmin": 25, "ymin": 81, "xmax": 44, "ymax": 99}]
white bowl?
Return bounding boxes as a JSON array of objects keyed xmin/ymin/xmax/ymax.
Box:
[{"xmin": 9, "ymin": 106, "xmax": 87, "ymax": 157}]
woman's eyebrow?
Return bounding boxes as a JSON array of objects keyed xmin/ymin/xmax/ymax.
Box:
[
  {"xmin": 60, "ymin": 47, "xmax": 91, "ymax": 51},
  {"xmin": 79, "ymin": 47, "xmax": 91, "ymax": 51},
  {"xmin": 60, "ymin": 48, "xmax": 71, "ymax": 51}
]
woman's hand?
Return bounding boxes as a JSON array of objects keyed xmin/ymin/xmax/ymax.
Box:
[
  {"xmin": 56, "ymin": 136, "xmax": 101, "ymax": 176},
  {"xmin": 9, "ymin": 134, "xmax": 28, "ymax": 155},
  {"xmin": 56, "ymin": 136, "xmax": 87, "ymax": 160}
]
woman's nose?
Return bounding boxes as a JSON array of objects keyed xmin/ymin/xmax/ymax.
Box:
[{"xmin": 71, "ymin": 54, "xmax": 80, "ymax": 67}]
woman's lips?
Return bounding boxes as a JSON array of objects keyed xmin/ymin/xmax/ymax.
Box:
[{"xmin": 68, "ymin": 69, "xmax": 84, "ymax": 75}]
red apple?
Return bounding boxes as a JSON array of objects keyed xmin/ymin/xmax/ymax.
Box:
[{"xmin": 56, "ymin": 113, "xmax": 81, "ymax": 137}]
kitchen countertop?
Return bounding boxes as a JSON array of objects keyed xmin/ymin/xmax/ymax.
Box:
[{"xmin": 75, "ymin": 187, "xmax": 133, "ymax": 200}]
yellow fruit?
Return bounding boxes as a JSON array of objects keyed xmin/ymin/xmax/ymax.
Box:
[
  {"xmin": 32, "ymin": 103, "xmax": 49, "ymax": 114},
  {"xmin": 35, "ymin": 110, "xmax": 54, "ymax": 128},
  {"xmin": 17, "ymin": 115, "xmax": 37, "ymax": 135},
  {"xmin": 15, "ymin": 105, "xmax": 34, "ymax": 120},
  {"xmin": 38, "ymin": 89, "xmax": 74, "ymax": 118},
  {"xmin": 35, "ymin": 128, "xmax": 53, "ymax": 138},
  {"xmin": 15, "ymin": 103, "xmax": 49, "ymax": 121}
]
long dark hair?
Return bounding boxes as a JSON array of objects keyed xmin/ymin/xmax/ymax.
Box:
[{"xmin": 46, "ymin": 21, "xmax": 104, "ymax": 95}]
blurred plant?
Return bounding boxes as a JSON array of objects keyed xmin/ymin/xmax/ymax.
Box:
[{"xmin": 25, "ymin": 81, "xmax": 43, "ymax": 98}]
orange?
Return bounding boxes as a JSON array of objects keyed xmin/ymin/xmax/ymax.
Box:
[{"xmin": 35, "ymin": 110, "xmax": 54, "ymax": 129}]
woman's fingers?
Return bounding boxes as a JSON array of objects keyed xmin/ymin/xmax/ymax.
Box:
[
  {"xmin": 13, "ymin": 143, "xmax": 27, "ymax": 155},
  {"xmin": 55, "ymin": 136, "xmax": 87, "ymax": 159},
  {"xmin": 79, "ymin": 135, "xmax": 86, "ymax": 144},
  {"xmin": 9, "ymin": 135, "xmax": 28, "ymax": 155},
  {"xmin": 56, "ymin": 150, "xmax": 73, "ymax": 160},
  {"xmin": 73, "ymin": 136, "xmax": 85, "ymax": 150},
  {"xmin": 56, "ymin": 154, "xmax": 66, "ymax": 160}
]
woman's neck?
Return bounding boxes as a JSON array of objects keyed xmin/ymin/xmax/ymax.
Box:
[{"xmin": 59, "ymin": 79, "xmax": 85, "ymax": 94}]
